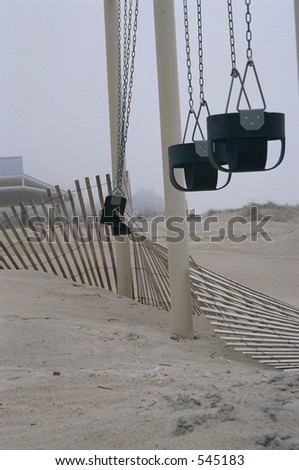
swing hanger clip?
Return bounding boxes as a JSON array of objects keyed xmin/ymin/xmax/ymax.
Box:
[
  {"xmin": 239, "ymin": 108, "xmax": 265, "ymax": 131},
  {"xmin": 199, "ymin": 98, "xmax": 209, "ymax": 109},
  {"xmin": 231, "ymin": 67, "xmax": 240, "ymax": 79}
]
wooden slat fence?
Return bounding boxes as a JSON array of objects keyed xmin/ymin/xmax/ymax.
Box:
[
  {"xmin": 0, "ymin": 174, "xmax": 175, "ymax": 309},
  {"xmin": 189, "ymin": 259, "xmax": 299, "ymax": 370},
  {"xmin": 0, "ymin": 173, "xmax": 299, "ymax": 370}
]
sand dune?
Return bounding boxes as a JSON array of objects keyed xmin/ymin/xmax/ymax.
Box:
[{"xmin": 0, "ymin": 216, "xmax": 299, "ymax": 450}]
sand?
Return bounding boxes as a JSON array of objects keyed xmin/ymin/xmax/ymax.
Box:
[{"xmin": 0, "ymin": 216, "xmax": 299, "ymax": 450}]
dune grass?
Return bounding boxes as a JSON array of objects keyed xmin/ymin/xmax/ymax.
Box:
[{"xmin": 204, "ymin": 202, "xmax": 299, "ymax": 222}]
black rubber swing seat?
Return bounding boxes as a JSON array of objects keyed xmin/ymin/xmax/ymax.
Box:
[
  {"xmin": 100, "ymin": 195, "xmax": 131, "ymax": 236},
  {"xmin": 168, "ymin": 142, "xmax": 230, "ymax": 192},
  {"xmin": 207, "ymin": 111, "xmax": 285, "ymax": 173}
]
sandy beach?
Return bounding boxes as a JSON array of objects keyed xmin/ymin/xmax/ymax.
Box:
[{"xmin": 1, "ymin": 213, "xmax": 299, "ymax": 450}]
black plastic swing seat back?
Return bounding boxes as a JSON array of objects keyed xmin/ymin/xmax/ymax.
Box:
[
  {"xmin": 169, "ymin": 142, "xmax": 219, "ymax": 192},
  {"xmin": 100, "ymin": 195, "xmax": 131, "ymax": 236},
  {"xmin": 207, "ymin": 111, "xmax": 285, "ymax": 173}
]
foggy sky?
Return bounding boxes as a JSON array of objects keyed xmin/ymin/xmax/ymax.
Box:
[{"xmin": 0, "ymin": 0, "xmax": 298, "ymax": 213}]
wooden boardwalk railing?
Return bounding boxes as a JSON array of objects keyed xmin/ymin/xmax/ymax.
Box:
[{"xmin": 0, "ymin": 173, "xmax": 299, "ymax": 370}]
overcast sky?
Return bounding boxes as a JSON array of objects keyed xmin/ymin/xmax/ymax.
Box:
[{"xmin": 0, "ymin": 0, "xmax": 298, "ymax": 213}]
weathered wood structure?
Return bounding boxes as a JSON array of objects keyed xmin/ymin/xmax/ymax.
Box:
[{"xmin": 0, "ymin": 174, "xmax": 299, "ymax": 370}]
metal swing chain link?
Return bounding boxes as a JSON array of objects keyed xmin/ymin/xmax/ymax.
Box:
[
  {"xmin": 115, "ymin": 0, "xmax": 125, "ymax": 194},
  {"xmin": 240, "ymin": 0, "xmax": 266, "ymax": 110},
  {"xmin": 125, "ymin": 1, "xmax": 138, "ymax": 141},
  {"xmin": 121, "ymin": 0, "xmax": 133, "ymax": 143},
  {"xmin": 183, "ymin": 0, "xmax": 194, "ymax": 113},
  {"xmin": 117, "ymin": 0, "xmax": 123, "ymax": 154},
  {"xmin": 194, "ymin": 0, "xmax": 210, "ymax": 142},
  {"xmin": 182, "ymin": 0, "xmax": 208, "ymax": 143},
  {"xmin": 245, "ymin": 0, "xmax": 253, "ymax": 61},
  {"xmin": 120, "ymin": 1, "xmax": 138, "ymax": 150},
  {"xmin": 227, "ymin": 0, "xmax": 238, "ymax": 77},
  {"xmin": 197, "ymin": 0, "xmax": 205, "ymax": 105},
  {"xmin": 226, "ymin": 0, "xmax": 252, "ymax": 112},
  {"xmin": 115, "ymin": 0, "xmax": 139, "ymax": 195}
]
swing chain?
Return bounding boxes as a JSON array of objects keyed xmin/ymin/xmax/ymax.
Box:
[
  {"xmin": 116, "ymin": 0, "xmax": 127, "ymax": 195},
  {"xmin": 183, "ymin": 0, "xmax": 195, "ymax": 113},
  {"xmin": 245, "ymin": 0, "xmax": 253, "ymax": 61},
  {"xmin": 117, "ymin": 0, "xmax": 122, "ymax": 153},
  {"xmin": 197, "ymin": 0, "xmax": 206, "ymax": 105},
  {"xmin": 227, "ymin": 0, "xmax": 238, "ymax": 77},
  {"xmin": 225, "ymin": 0, "xmax": 251, "ymax": 112},
  {"xmin": 115, "ymin": 0, "xmax": 139, "ymax": 195},
  {"xmin": 123, "ymin": 0, "xmax": 138, "ymax": 142},
  {"xmin": 235, "ymin": 0, "xmax": 266, "ymax": 111},
  {"xmin": 182, "ymin": 0, "xmax": 209, "ymax": 142}
]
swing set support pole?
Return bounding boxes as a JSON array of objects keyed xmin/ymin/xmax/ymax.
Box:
[
  {"xmin": 104, "ymin": 0, "xmax": 133, "ymax": 299},
  {"xmin": 153, "ymin": 0, "xmax": 194, "ymax": 338}
]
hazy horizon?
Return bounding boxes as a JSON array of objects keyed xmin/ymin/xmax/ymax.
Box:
[{"xmin": 0, "ymin": 0, "xmax": 298, "ymax": 213}]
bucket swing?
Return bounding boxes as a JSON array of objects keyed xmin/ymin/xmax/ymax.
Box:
[
  {"xmin": 169, "ymin": 105, "xmax": 231, "ymax": 192},
  {"xmin": 100, "ymin": 0, "xmax": 139, "ymax": 236},
  {"xmin": 207, "ymin": 0, "xmax": 285, "ymax": 174},
  {"xmin": 100, "ymin": 192, "xmax": 130, "ymax": 236},
  {"xmin": 168, "ymin": 0, "xmax": 231, "ymax": 192}
]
